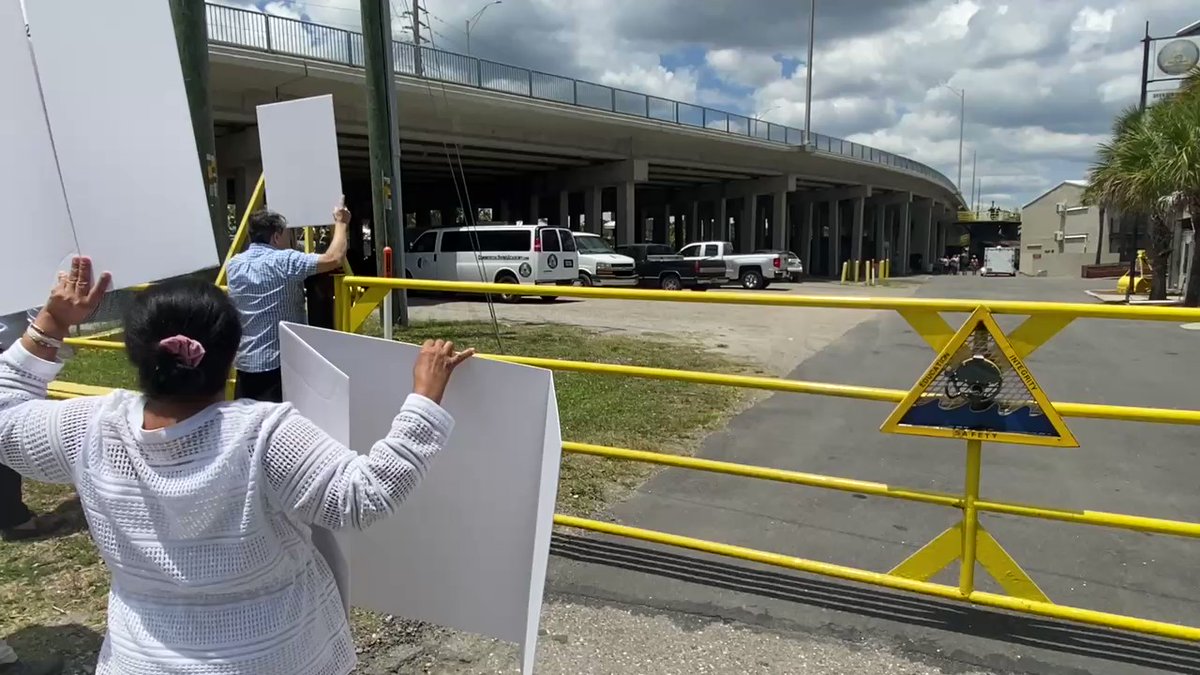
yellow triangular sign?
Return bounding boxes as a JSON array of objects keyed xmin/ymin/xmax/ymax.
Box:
[{"xmin": 881, "ymin": 307, "xmax": 1077, "ymax": 447}]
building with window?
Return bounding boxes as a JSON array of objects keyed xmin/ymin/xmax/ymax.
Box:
[{"xmin": 1019, "ymin": 180, "xmax": 1121, "ymax": 276}]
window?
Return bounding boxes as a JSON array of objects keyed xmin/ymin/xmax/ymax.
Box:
[
  {"xmin": 679, "ymin": 244, "xmax": 700, "ymax": 257},
  {"xmin": 411, "ymin": 231, "xmax": 437, "ymax": 253},
  {"xmin": 439, "ymin": 231, "xmax": 474, "ymax": 253},
  {"xmin": 575, "ymin": 236, "xmax": 615, "ymax": 254},
  {"xmin": 559, "ymin": 230, "xmax": 576, "ymax": 252},
  {"xmin": 703, "ymin": 244, "xmax": 719, "ymax": 257},
  {"xmin": 476, "ymin": 229, "xmax": 532, "ymax": 252},
  {"xmin": 540, "ymin": 229, "xmax": 561, "ymax": 252},
  {"xmin": 645, "ymin": 244, "xmax": 674, "ymax": 256}
]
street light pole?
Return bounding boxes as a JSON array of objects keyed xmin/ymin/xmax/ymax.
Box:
[
  {"xmin": 803, "ymin": 0, "xmax": 816, "ymax": 146},
  {"xmin": 941, "ymin": 83, "xmax": 965, "ymax": 194},
  {"xmin": 465, "ymin": 1, "xmax": 501, "ymax": 57}
]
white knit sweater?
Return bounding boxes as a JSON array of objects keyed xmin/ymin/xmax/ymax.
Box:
[{"xmin": 0, "ymin": 342, "xmax": 454, "ymax": 675}]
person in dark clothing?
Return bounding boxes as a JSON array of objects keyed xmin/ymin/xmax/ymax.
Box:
[
  {"xmin": 0, "ymin": 313, "xmax": 64, "ymax": 675},
  {"xmin": 0, "ymin": 314, "xmax": 59, "ymax": 543}
]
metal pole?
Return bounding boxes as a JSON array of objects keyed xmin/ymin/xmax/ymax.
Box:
[
  {"xmin": 362, "ymin": 0, "xmax": 409, "ymax": 324},
  {"xmin": 412, "ymin": 0, "xmax": 424, "ymax": 76},
  {"xmin": 1128, "ymin": 21, "xmax": 1150, "ymax": 302},
  {"xmin": 957, "ymin": 90, "xmax": 965, "ymax": 194},
  {"xmin": 169, "ymin": 0, "xmax": 230, "ymax": 259},
  {"xmin": 802, "ymin": 0, "xmax": 815, "ymax": 146},
  {"xmin": 465, "ymin": 20, "xmax": 471, "ymax": 56},
  {"xmin": 959, "ymin": 439, "xmax": 982, "ymax": 596}
]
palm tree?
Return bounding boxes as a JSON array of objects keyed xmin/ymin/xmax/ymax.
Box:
[
  {"xmin": 1086, "ymin": 79, "xmax": 1200, "ymax": 303},
  {"xmin": 1166, "ymin": 68, "xmax": 1200, "ymax": 306}
]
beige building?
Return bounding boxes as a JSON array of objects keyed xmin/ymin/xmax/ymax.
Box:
[{"xmin": 1019, "ymin": 180, "xmax": 1121, "ymax": 276}]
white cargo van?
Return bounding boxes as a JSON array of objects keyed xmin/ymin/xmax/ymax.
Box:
[
  {"xmin": 405, "ymin": 224, "xmax": 579, "ymax": 301},
  {"xmin": 573, "ymin": 233, "xmax": 639, "ymax": 286}
]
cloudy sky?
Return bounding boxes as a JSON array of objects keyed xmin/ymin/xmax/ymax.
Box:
[{"xmin": 222, "ymin": 0, "xmax": 1196, "ymax": 208}]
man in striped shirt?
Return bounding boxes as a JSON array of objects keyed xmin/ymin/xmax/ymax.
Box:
[{"xmin": 226, "ymin": 199, "xmax": 349, "ymax": 401}]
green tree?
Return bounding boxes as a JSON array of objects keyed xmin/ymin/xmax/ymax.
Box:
[{"xmin": 1085, "ymin": 78, "xmax": 1200, "ymax": 303}]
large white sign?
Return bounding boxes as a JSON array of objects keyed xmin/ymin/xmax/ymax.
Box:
[
  {"xmin": 257, "ymin": 96, "xmax": 343, "ymax": 228},
  {"xmin": 280, "ymin": 324, "xmax": 561, "ymax": 675},
  {"xmin": 0, "ymin": 0, "xmax": 76, "ymax": 315},
  {"xmin": 23, "ymin": 0, "xmax": 217, "ymax": 294}
]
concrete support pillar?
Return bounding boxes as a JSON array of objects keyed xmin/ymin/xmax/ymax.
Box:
[
  {"xmin": 800, "ymin": 201, "xmax": 813, "ymax": 272},
  {"xmin": 850, "ymin": 197, "xmax": 865, "ymax": 263},
  {"xmin": 913, "ymin": 200, "xmax": 932, "ymax": 271},
  {"xmin": 499, "ymin": 199, "xmax": 511, "ymax": 223},
  {"xmin": 898, "ymin": 200, "xmax": 911, "ymax": 275},
  {"xmin": 772, "ymin": 191, "xmax": 787, "ymax": 250},
  {"xmin": 584, "ymin": 187, "xmax": 602, "ymax": 234},
  {"xmin": 440, "ymin": 207, "xmax": 456, "ymax": 227},
  {"xmin": 717, "ymin": 198, "xmax": 728, "ymax": 241},
  {"xmin": 529, "ymin": 193, "xmax": 540, "ymax": 223},
  {"xmin": 616, "ymin": 181, "xmax": 635, "ymax": 245},
  {"xmin": 740, "ymin": 196, "xmax": 756, "ymax": 253},
  {"xmin": 657, "ymin": 203, "xmax": 671, "ymax": 244},
  {"xmin": 558, "ymin": 190, "xmax": 570, "ymax": 229},
  {"xmin": 690, "ymin": 201, "xmax": 700, "ymax": 243},
  {"xmin": 827, "ymin": 200, "xmax": 840, "ymax": 278},
  {"xmin": 878, "ymin": 201, "xmax": 888, "ymax": 257}
]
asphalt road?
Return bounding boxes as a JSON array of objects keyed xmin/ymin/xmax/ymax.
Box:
[{"xmin": 548, "ymin": 275, "xmax": 1200, "ymax": 675}]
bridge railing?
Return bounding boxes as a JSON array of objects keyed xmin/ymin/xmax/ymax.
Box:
[{"xmin": 203, "ymin": 3, "xmax": 959, "ymax": 195}]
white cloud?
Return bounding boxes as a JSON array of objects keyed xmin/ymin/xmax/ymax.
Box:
[
  {"xmin": 705, "ymin": 49, "xmax": 781, "ymax": 88},
  {"xmin": 599, "ymin": 65, "xmax": 699, "ymax": 102},
  {"xmin": 245, "ymin": 0, "xmax": 1198, "ymax": 206}
]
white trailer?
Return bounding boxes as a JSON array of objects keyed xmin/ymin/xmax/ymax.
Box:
[{"xmin": 983, "ymin": 247, "xmax": 1017, "ymax": 276}]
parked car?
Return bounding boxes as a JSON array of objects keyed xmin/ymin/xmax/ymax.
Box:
[
  {"xmin": 405, "ymin": 224, "xmax": 578, "ymax": 302},
  {"xmin": 677, "ymin": 241, "xmax": 788, "ymax": 289},
  {"xmin": 614, "ymin": 243, "xmax": 725, "ymax": 291},
  {"xmin": 754, "ymin": 249, "xmax": 803, "ymax": 282},
  {"xmin": 572, "ymin": 233, "xmax": 639, "ymax": 286}
]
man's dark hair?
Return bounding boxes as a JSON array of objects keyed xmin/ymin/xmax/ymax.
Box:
[
  {"xmin": 124, "ymin": 280, "xmax": 242, "ymax": 399},
  {"xmin": 248, "ymin": 209, "xmax": 287, "ymax": 244}
]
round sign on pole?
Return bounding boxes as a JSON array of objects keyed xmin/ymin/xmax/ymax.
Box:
[{"xmin": 1157, "ymin": 39, "xmax": 1200, "ymax": 76}]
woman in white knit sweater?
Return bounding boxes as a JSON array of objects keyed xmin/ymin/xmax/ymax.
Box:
[{"xmin": 0, "ymin": 257, "xmax": 473, "ymax": 675}]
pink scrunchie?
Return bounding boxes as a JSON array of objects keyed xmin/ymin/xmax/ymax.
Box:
[{"xmin": 159, "ymin": 335, "xmax": 206, "ymax": 368}]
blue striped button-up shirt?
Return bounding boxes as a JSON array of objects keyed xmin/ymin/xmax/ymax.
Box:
[{"xmin": 226, "ymin": 243, "xmax": 320, "ymax": 373}]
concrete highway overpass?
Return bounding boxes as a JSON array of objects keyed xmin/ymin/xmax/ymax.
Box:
[{"xmin": 205, "ymin": 3, "xmax": 965, "ymax": 277}]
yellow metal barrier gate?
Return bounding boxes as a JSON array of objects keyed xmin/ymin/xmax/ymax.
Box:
[{"xmin": 61, "ymin": 276, "xmax": 1200, "ymax": 643}]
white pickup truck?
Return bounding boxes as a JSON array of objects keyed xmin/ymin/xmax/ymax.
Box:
[{"xmin": 677, "ymin": 241, "xmax": 789, "ymax": 289}]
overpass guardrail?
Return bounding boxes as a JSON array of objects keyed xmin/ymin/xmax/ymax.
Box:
[
  {"xmin": 202, "ymin": 3, "xmax": 960, "ymax": 196},
  {"xmin": 59, "ymin": 278, "xmax": 1200, "ymax": 643}
]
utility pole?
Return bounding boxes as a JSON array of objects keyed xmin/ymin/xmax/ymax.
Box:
[
  {"xmin": 411, "ymin": 0, "xmax": 424, "ymax": 76},
  {"xmin": 361, "ymin": 0, "xmax": 409, "ymax": 324},
  {"xmin": 1128, "ymin": 21, "xmax": 1151, "ymax": 302},
  {"xmin": 803, "ymin": 0, "xmax": 816, "ymax": 146},
  {"xmin": 169, "ymin": 0, "xmax": 229, "ymax": 259}
]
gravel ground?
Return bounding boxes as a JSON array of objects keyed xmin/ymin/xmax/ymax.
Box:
[
  {"xmin": 357, "ymin": 596, "xmax": 997, "ymax": 675},
  {"xmin": 408, "ymin": 280, "xmax": 925, "ymax": 375}
]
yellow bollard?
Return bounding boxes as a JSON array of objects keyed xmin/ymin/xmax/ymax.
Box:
[
  {"xmin": 840, "ymin": 261, "xmax": 849, "ymax": 284},
  {"xmin": 853, "ymin": 260, "xmax": 861, "ymax": 283}
]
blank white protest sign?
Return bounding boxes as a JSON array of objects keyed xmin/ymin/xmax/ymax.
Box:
[
  {"xmin": 23, "ymin": 0, "xmax": 216, "ymax": 291},
  {"xmin": 257, "ymin": 96, "xmax": 343, "ymax": 227},
  {"xmin": 279, "ymin": 323, "xmax": 562, "ymax": 675},
  {"xmin": 0, "ymin": 0, "xmax": 75, "ymax": 315}
]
